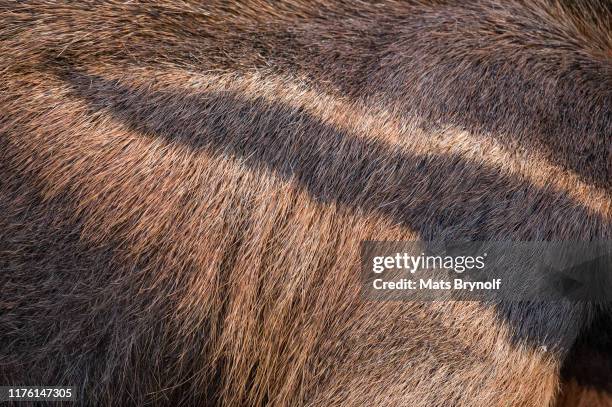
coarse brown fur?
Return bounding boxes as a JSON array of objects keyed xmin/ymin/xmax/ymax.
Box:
[{"xmin": 0, "ymin": 1, "xmax": 610, "ymax": 406}]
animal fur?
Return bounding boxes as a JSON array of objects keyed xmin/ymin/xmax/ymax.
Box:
[{"xmin": 0, "ymin": 1, "xmax": 610, "ymax": 406}]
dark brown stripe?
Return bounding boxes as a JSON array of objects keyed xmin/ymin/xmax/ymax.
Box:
[{"xmin": 58, "ymin": 68, "xmax": 609, "ymax": 352}]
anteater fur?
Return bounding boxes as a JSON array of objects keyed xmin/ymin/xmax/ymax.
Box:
[{"xmin": 0, "ymin": 1, "xmax": 611, "ymax": 406}]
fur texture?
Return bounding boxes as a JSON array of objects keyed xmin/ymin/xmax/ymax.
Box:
[{"xmin": 0, "ymin": 1, "xmax": 610, "ymax": 406}]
